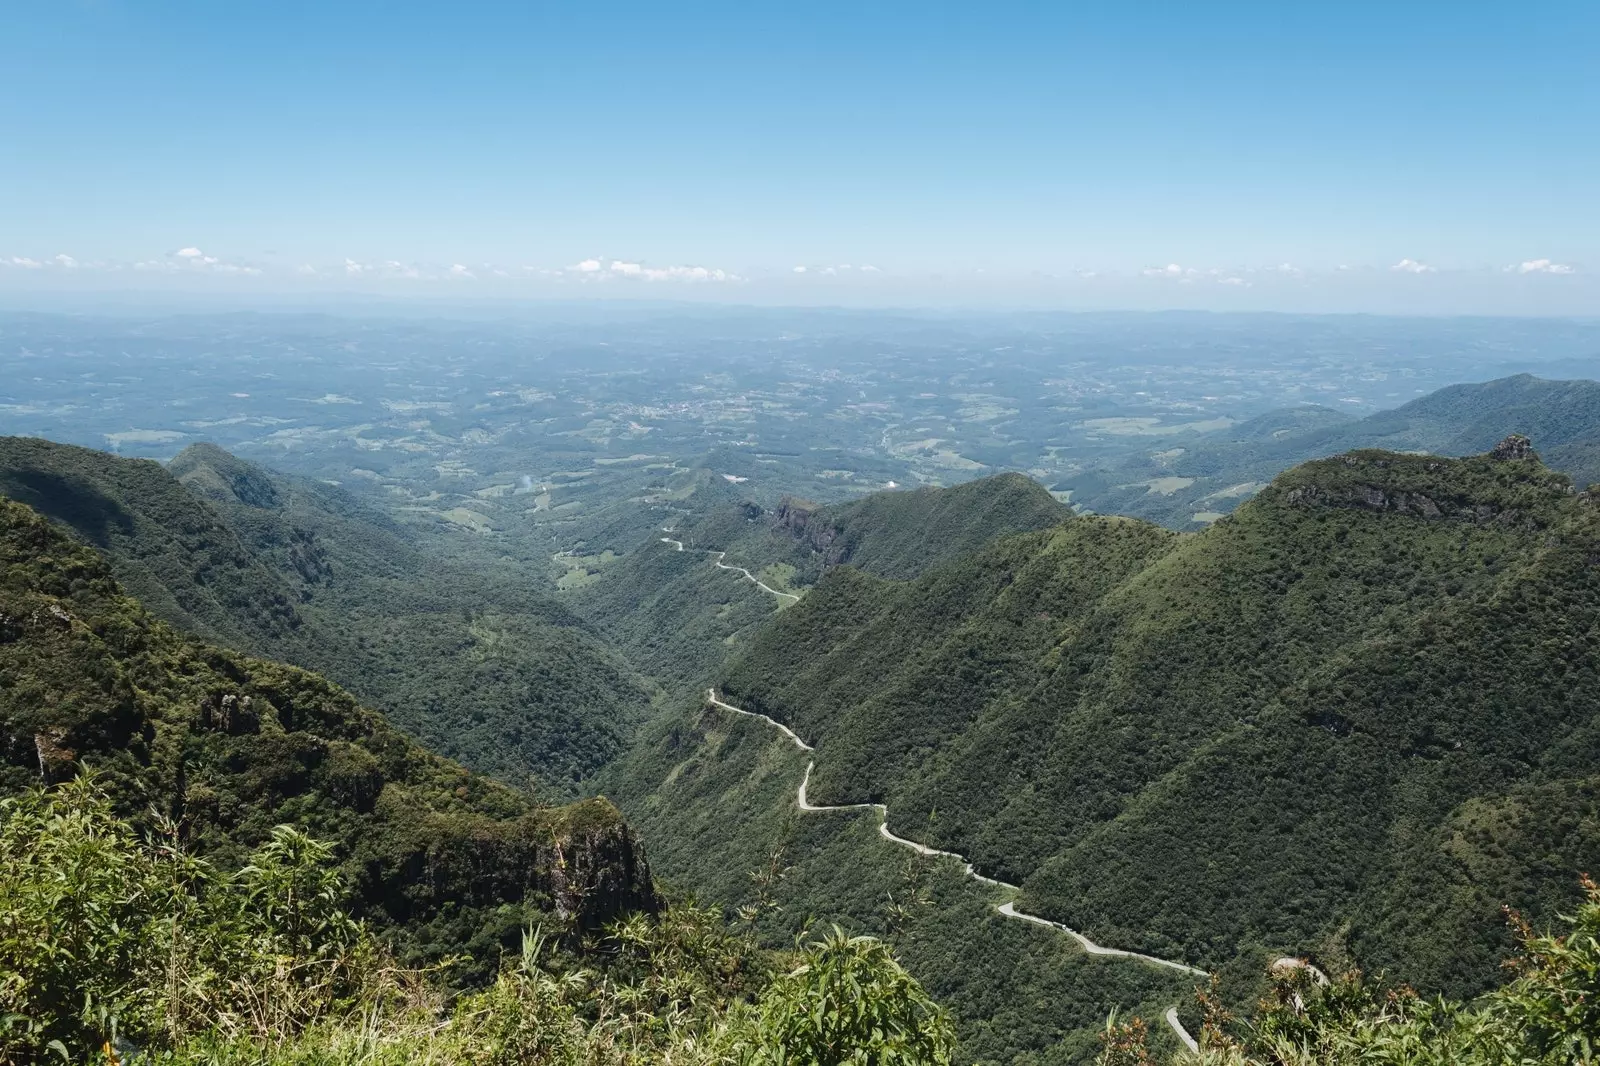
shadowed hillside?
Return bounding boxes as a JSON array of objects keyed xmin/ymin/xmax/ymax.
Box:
[
  {"xmin": 0, "ymin": 438, "xmax": 651, "ymax": 794},
  {"xmin": 0, "ymin": 494, "xmax": 658, "ymax": 975}
]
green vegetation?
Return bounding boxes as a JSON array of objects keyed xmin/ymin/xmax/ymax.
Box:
[
  {"xmin": 699, "ymin": 443, "xmax": 1600, "ymax": 1004},
  {"xmin": 1099, "ymin": 876, "xmax": 1600, "ymax": 1065},
  {"xmin": 1065, "ymin": 374, "xmax": 1600, "ymax": 525},
  {"xmin": 1, "ymin": 778, "xmax": 954, "ymax": 1065},
  {"xmin": 0, "ymin": 493, "xmax": 656, "ymax": 975},
  {"xmin": 597, "ymin": 694, "xmax": 1200, "ymax": 1065},
  {"xmin": 0, "ymin": 438, "xmax": 652, "ymax": 794},
  {"xmin": 574, "ymin": 472, "xmax": 1071, "ymax": 693},
  {"xmin": 775, "ymin": 473, "xmax": 1072, "ymax": 580}
]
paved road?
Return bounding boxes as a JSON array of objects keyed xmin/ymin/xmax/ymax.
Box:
[
  {"xmin": 660, "ymin": 535, "xmax": 801, "ymax": 603},
  {"xmin": 704, "ymin": 687, "xmax": 1206, "ymax": 1049}
]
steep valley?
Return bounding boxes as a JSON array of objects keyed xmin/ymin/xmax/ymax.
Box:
[
  {"xmin": 5, "ymin": 418, "xmax": 1600, "ymax": 1063},
  {"xmin": 595, "ymin": 438, "xmax": 1600, "ymax": 1057}
]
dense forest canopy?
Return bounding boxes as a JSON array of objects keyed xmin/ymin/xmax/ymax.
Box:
[
  {"xmin": 647, "ymin": 443, "xmax": 1600, "ymax": 1003},
  {"xmin": 0, "ymin": 437, "xmax": 652, "ymax": 796},
  {"xmin": 0, "ymin": 494, "xmax": 656, "ymax": 984}
]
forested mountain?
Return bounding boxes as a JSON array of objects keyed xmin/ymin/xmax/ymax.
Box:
[
  {"xmin": 1064, "ymin": 374, "xmax": 1600, "ymax": 526},
  {"xmin": 572, "ymin": 471, "xmax": 1068, "ymax": 693},
  {"xmin": 772, "ymin": 472, "xmax": 1071, "ymax": 580},
  {"xmin": 651, "ymin": 438, "xmax": 1600, "ymax": 1003},
  {"xmin": 0, "ymin": 492, "xmax": 981, "ymax": 1065},
  {"xmin": 0, "ymin": 437, "xmax": 651, "ymax": 793},
  {"xmin": 0, "ymin": 495, "xmax": 658, "ymax": 973}
]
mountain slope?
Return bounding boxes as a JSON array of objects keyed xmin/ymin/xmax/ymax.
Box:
[
  {"xmin": 699, "ymin": 439, "xmax": 1599, "ymax": 997},
  {"xmin": 1064, "ymin": 374, "xmax": 1600, "ymax": 526},
  {"xmin": 0, "ymin": 435, "xmax": 304, "ymax": 650},
  {"xmin": 0, "ymin": 437, "xmax": 651, "ymax": 793},
  {"xmin": 0, "ymin": 494, "xmax": 657, "ymax": 971},
  {"xmin": 575, "ymin": 472, "xmax": 1071, "ymax": 693},
  {"xmin": 775, "ymin": 472, "xmax": 1072, "ymax": 580}
]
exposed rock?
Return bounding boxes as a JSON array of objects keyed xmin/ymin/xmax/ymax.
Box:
[
  {"xmin": 772, "ymin": 496, "xmax": 851, "ymax": 565},
  {"xmin": 543, "ymin": 803, "xmax": 661, "ymax": 927},
  {"xmin": 1286, "ymin": 482, "xmax": 1502, "ymax": 522},
  {"xmin": 34, "ymin": 726, "xmax": 73, "ymax": 783},
  {"xmin": 1490, "ymin": 434, "xmax": 1537, "ymax": 462},
  {"xmin": 396, "ymin": 797, "xmax": 660, "ymax": 930}
]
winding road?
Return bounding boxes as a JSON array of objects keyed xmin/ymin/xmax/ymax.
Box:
[
  {"xmin": 704, "ymin": 687, "xmax": 1206, "ymax": 1050},
  {"xmin": 660, "ymin": 534, "xmax": 802, "ymax": 603}
]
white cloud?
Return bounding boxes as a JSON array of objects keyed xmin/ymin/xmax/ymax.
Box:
[
  {"xmin": 1514, "ymin": 258, "xmax": 1576, "ymax": 275},
  {"xmin": 859, "ymin": 264, "xmax": 880, "ymax": 273},
  {"xmin": 1390, "ymin": 258, "xmax": 1436, "ymax": 274},
  {"xmin": 645, "ymin": 265, "xmax": 736, "ymax": 282},
  {"xmin": 1270, "ymin": 262, "xmax": 1303, "ymax": 277},
  {"xmin": 558, "ymin": 257, "xmax": 739, "ymax": 283},
  {"xmin": 7, "ymin": 256, "xmax": 43, "ymax": 269},
  {"xmin": 52, "ymin": 254, "xmax": 78, "ymax": 268},
  {"xmin": 1218, "ymin": 276, "xmax": 1250, "ymax": 287},
  {"xmin": 172, "ymin": 246, "xmax": 219, "ymax": 265},
  {"xmin": 1142, "ymin": 263, "xmax": 1197, "ymax": 278},
  {"xmin": 792, "ymin": 265, "xmax": 807, "ymax": 273},
  {"xmin": 344, "ymin": 258, "xmax": 366, "ymax": 275},
  {"xmin": 449, "ymin": 263, "xmax": 475, "ymax": 279},
  {"xmin": 296, "ymin": 264, "xmax": 318, "ymax": 275}
]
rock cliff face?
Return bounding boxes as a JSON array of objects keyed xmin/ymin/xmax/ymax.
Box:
[
  {"xmin": 1490, "ymin": 433, "xmax": 1537, "ymax": 462},
  {"xmin": 543, "ymin": 800, "xmax": 660, "ymax": 925},
  {"xmin": 771, "ymin": 497, "xmax": 847, "ymax": 564},
  {"xmin": 1270, "ymin": 440, "xmax": 1574, "ymax": 528}
]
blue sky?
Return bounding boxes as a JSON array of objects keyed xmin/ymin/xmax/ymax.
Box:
[{"xmin": 2, "ymin": 1, "xmax": 1597, "ymax": 311}]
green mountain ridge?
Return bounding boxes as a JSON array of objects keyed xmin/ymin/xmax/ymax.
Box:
[
  {"xmin": 571, "ymin": 470, "xmax": 1069, "ymax": 693},
  {"xmin": 0, "ymin": 493, "xmax": 659, "ymax": 974},
  {"xmin": 654, "ymin": 439, "xmax": 1600, "ymax": 1002},
  {"xmin": 0, "ymin": 437, "xmax": 652, "ymax": 793},
  {"xmin": 772, "ymin": 472, "xmax": 1072, "ymax": 580}
]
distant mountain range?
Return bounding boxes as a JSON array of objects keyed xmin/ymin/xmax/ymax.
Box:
[{"xmin": 1063, "ymin": 374, "xmax": 1600, "ymax": 527}]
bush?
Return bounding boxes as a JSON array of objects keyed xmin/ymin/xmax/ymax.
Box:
[{"xmin": 0, "ymin": 781, "xmax": 956, "ymax": 1066}]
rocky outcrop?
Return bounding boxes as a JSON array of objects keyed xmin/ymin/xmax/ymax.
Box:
[
  {"xmin": 542, "ymin": 799, "xmax": 661, "ymax": 926},
  {"xmin": 1281, "ymin": 480, "xmax": 1501, "ymax": 521},
  {"xmin": 385, "ymin": 796, "xmax": 660, "ymax": 929},
  {"xmin": 1271, "ymin": 444, "xmax": 1573, "ymax": 528},
  {"xmin": 1490, "ymin": 434, "xmax": 1537, "ymax": 462},
  {"xmin": 772, "ymin": 497, "xmax": 855, "ymax": 566}
]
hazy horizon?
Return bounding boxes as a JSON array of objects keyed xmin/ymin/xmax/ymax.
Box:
[{"xmin": 4, "ymin": 3, "xmax": 1596, "ymax": 315}]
